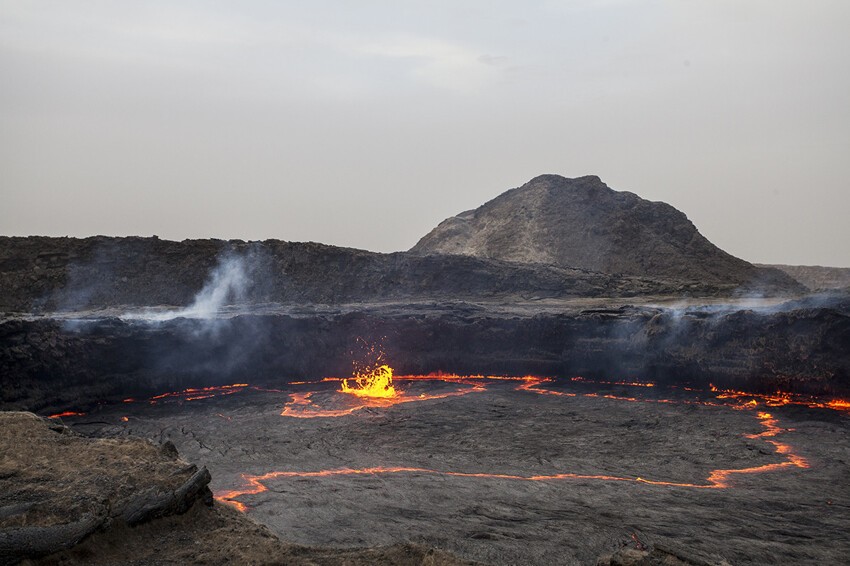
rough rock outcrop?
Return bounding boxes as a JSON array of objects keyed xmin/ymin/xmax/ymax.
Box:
[
  {"xmin": 0, "ymin": 412, "xmax": 477, "ymax": 566},
  {"xmin": 412, "ymin": 174, "xmax": 799, "ymax": 291},
  {"xmin": 0, "ymin": 412, "xmax": 213, "ymax": 565}
]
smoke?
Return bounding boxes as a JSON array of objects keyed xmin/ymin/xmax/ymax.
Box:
[
  {"xmin": 122, "ymin": 254, "xmax": 250, "ymax": 322},
  {"xmin": 120, "ymin": 250, "xmax": 267, "ymax": 384},
  {"xmin": 179, "ymin": 255, "xmax": 250, "ymax": 319}
]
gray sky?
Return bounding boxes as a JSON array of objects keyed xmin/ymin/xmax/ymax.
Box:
[{"xmin": 2, "ymin": 1, "xmax": 848, "ymax": 266}]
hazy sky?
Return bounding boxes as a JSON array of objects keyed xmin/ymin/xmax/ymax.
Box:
[{"xmin": 2, "ymin": 1, "xmax": 848, "ymax": 266}]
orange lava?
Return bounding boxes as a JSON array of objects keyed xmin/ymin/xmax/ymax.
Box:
[
  {"xmin": 280, "ymin": 378, "xmax": 488, "ymax": 418},
  {"xmin": 278, "ymin": 371, "xmax": 850, "ymax": 418},
  {"xmin": 279, "ymin": 373, "xmax": 578, "ymax": 418},
  {"xmin": 148, "ymin": 383, "xmax": 249, "ymax": 404},
  {"xmin": 47, "ymin": 411, "xmax": 86, "ymax": 419},
  {"xmin": 706, "ymin": 411, "xmax": 810, "ymax": 486},
  {"xmin": 571, "ymin": 376, "xmax": 655, "ymax": 387},
  {"xmin": 827, "ymin": 399, "xmax": 850, "ymax": 411},
  {"xmin": 341, "ymin": 364, "xmax": 396, "ymax": 398},
  {"xmin": 216, "ymin": 407, "xmax": 810, "ymax": 511},
  {"xmin": 710, "ymin": 384, "xmax": 850, "ymax": 413},
  {"xmin": 217, "ymin": 372, "xmax": 825, "ymax": 511},
  {"xmin": 38, "ymin": 359, "xmax": 842, "ymax": 514},
  {"xmin": 280, "ymin": 392, "xmax": 370, "ymax": 418}
]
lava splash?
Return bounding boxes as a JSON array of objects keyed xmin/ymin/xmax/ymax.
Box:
[
  {"xmin": 280, "ymin": 372, "xmax": 492, "ymax": 418},
  {"xmin": 341, "ymin": 364, "xmax": 396, "ymax": 398}
]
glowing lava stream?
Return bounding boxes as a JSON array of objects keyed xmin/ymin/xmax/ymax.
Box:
[
  {"xmin": 278, "ymin": 371, "xmax": 850, "ymax": 418},
  {"xmin": 219, "ymin": 377, "xmax": 815, "ymax": 512},
  {"xmin": 148, "ymin": 383, "xmax": 249, "ymax": 403},
  {"xmin": 38, "ymin": 365, "xmax": 841, "ymax": 512},
  {"xmin": 280, "ymin": 368, "xmax": 491, "ymax": 418},
  {"xmin": 215, "ymin": 411, "xmax": 810, "ymax": 513},
  {"xmin": 47, "ymin": 411, "xmax": 86, "ymax": 419}
]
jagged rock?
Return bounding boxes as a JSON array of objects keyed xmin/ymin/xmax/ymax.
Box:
[{"xmin": 159, "ymin": 439, "xmax": 179, "ymax": 459}]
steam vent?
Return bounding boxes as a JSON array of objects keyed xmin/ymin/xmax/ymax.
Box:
[{"xmin": 2, "ymin": 175, "xmax": 849, "ymax": 565}]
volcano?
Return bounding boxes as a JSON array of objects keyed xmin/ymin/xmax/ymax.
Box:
[
  {"xmin": 412, "ymin": 174, "xmax": 798, "ymax": 289},
  {"xmin": 2, "ymin": 173, "xmax": 849, "ymax": 565}
]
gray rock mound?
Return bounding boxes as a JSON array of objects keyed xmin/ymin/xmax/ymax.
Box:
[{"xmin": 412, "ymin": 174, "xmax": 799, "ymax": 290}]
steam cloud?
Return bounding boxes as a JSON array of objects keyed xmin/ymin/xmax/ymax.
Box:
[{"xmin": 122, "ymin": 254, "xmax": 250, "ymax": 322}]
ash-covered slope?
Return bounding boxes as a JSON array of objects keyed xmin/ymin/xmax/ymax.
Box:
[{"xmin": 412, "ymin": 175, "xmax": 797, "ymax": 289}]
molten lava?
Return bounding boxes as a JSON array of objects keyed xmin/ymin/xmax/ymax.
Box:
[
  {"xmin": 218, "ymin": 373, "xmax": 828, "ymax": 512},
  {"xmin": 709, "ymin": 384, "xmax": 850, "ymax": 413},
  {"xmin": 341, "ymin": 364, "xmax": 396, "ymax": 398},
  {"xmin": 148, "ymin": 383, "xmax": 249, "ymax": 404},
  {"xmin": 571, "ymin": 376, "xmax": 655, "ymax": 388},
  {"xmin": 215, "ymin": 408, "xmax": 811, "ymax": 512},
  {"xmin": 47, "ymin": 411, "xmax": 86, "ymax": 419},
  {"xmin": 36, "ymin": 352, "xmax": 847, "ymax": 517},
  {"xmin": 280, "ymin": 372, "xmax": 489, "ymax": 418}
]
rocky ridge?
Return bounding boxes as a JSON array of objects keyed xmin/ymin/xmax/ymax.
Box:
[{"xmin": 0, "ymin": 236, "xmax": 735, "ymax": 315}]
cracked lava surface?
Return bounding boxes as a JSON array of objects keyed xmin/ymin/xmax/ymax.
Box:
[{"xmin": 57, "ymin": 375, "xmax": 850, "ymax": 565}]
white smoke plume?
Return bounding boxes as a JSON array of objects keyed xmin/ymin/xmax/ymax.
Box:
[{"xmin": 122, "ymin": 254, "xmax": 249, "ymax": 322}]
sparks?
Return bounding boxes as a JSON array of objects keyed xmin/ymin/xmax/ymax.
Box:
[{"xmin": 341, "ymin": 364, "xmax": 396, "ymax": 398}]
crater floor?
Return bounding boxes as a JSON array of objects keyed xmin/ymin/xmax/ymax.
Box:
[{"xmin": 64, "ymin": 378, "xmax": 850, "ymax": 566}]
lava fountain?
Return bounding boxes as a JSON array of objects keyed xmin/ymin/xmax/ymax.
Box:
[{"xmin": 340, "ymin": 364, "xmax": 396, "ymax": 398}]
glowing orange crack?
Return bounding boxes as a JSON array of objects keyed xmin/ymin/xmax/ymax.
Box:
[
  {"xmin": 571, "ymin": 376, "xmax": 655, "ymax": 388},
  {"xmin": 278, "ymin": 364, "xmax": 497, "ymax": 418},
  {"xmin": 148, "ymin": 383, "xmax": 249, "ymax": 404},
  {"xmin": 219, "ymin": 403, "xmax": 810, "ymax": 512},
  {"xmin": 47, "ymin": 411, "xmax": 86, "ymax": 419},
  {"xmin": 40, "ymin": 368, "xmax": 820, "ymax": 511},
  {"xmin": 280, "ymin": 382, "xmax": 488, "ymax": 418}
]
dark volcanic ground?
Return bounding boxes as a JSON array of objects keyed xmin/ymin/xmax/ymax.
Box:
[{"xmin": 60, "ymin": 377, "xmax": 850, "ymax": 566}]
